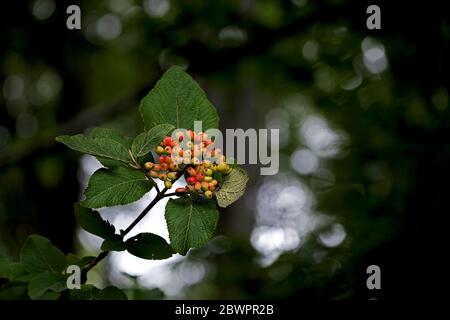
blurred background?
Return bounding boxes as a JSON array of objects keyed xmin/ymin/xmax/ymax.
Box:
[{"xmin": 0, "ymin": 0, "xmax": 448, "ymax": 300}]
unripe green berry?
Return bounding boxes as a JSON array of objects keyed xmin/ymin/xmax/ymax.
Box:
[
  {"xmin": 204, "ymin": 176, "xmax": 213, "ymax": 183},
  {"xmin": 203, "ymin": 160, "xmax": 212, "ymax": 168},
  {"xmin": 217, "ymin": 162, "xmax": 227, "ymax": 172},
  {"xmin": 164, "ymin": 180, "xmax": 172, "ymax": 189},
  {"xmin": 167, "ymin": 172, "xmax": 177, "ymax": 180},
  {"xmin": 204, "ymin": 190, "xmax": 213, "ymax": 199},
  {"xmin": 204, "ymin": 168, "xmax": 213, "ymax": 176}
]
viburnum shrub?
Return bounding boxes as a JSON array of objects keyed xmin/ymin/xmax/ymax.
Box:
[{"xmin": 0, "ymin": 66, "xmax": 249, "ymax": 300}]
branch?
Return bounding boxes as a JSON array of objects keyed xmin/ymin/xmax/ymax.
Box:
[{"xmin": 81, "ymin": 169, "xmax": 185, "ymax": 281}]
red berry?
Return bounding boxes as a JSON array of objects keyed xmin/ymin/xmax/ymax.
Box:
[
  {"xmin": 160, "ymin": 163, "xmax": 169, "ymax": 170},
  {"xmin": 196, "ymin": 173, "xmax": 205, "ymax": 181},
  {"xmin": 186, "ymin": 176, "xmax": 197, "ymax": 185},
  {"xmin": 163, "ymin": 136, "xmax": 172, "ymax": 147},
  {"xmin": 159, "ymin": 156, "xmax": 167, "ymax": 163}
]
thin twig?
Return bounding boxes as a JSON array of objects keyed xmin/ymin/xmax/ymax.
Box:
[{"xmin": 81, "ymin": 168, "xmax": 185, "ymax": 281}]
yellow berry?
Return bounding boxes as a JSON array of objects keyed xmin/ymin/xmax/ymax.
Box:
[
  {"xmin": 167, "ymin": 172, "xmax": 177, "ymax": 180},
  {"xmin": 204, "ymin": 176, "xmax": 213, "ymax": 182},
  {"xmin": 204, "ymin": 168, "xmax": 213, "ymax": 176},
  {"xmin": 217, "ymin": 163, "xmax": 227, "ymax": 172},
  {"xmin": 203, "ymin": 160, "xmax": 211, "ymax": 168},
  {"xmin": 156, "ymin": 146, "xmax": 165, "ymax": 154},
  {"xmin": 201, "ymin": 181, "xmax": 209, "ymax": 191},
  {"xmin": 144, "ymin": 162, "xmax": 154, "ymax": 170},
  {"xmin": 204, "ymin": 190, "xmax": 213, "ymax": 199},
  {"xmin": 159, "ymin": 173, "xmax": 167, "ymax": 181}
]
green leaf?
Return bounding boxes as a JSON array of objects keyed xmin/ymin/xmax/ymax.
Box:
[
  {"xmin": 91, "ymin": 128, "xmax": 133, "ymax": 168},
  {"xmin": 165, "ymin": 197, "xmax": 219, "ymax": 255},
  {"xmin": 93, "ymin": 286, "xmax": 128, "ymax": 300},
  {"xmin": 140, "ymin": 66, "xmax": 219, "ymax": 131},
  {"xmin": 28, "ymin": 271, "xmax": 67, "ymax": 300},
  {"xmin": 66, "ymin": 254, "xmax": 95, "ymax": 269},
  {"xmin": 69, "ymin": 285, "xmax": 127, "ymax": 300},
  {"xmin": 20, "ymin": 235, "xmax": 67, "ymax": 274},
  {"xmin": 82, "ymin": 166, "xmax": 153, "ymax": 208},
  {"xmin": 0, "ymin": 282, "xmax": 29, "ymax": 300},
  {"xmin": 126, "ymin": 233, "xmax": 174, "ymax": 260},
  {"xmin": 101, "ymin": 234, "xmax": 126, "ymax": 252},
  {"xmin": 15, "ymin": 273, "xmax": 35, "ymax": 283},
  {"xmin": 0, "ymin": 258, "xmax": 27, "ymax": 281},
  {"xmin": 37, "ymin": 291, "xmax": 61, "ymax": 300},
  {"xmin": 69, "ymin": 284, "xmax": 95, "ymax": 300},
  {"xmin": 90, "ymin": 127, "xmax": 133, "ymax": 149},
  {"xmin": 131, "ymin": 124, "xmax": 175, "ymax": 158},
  {"xmin": 74, "ymin": 204, "xmax": 115, "ymax": 238},
  {"xmin": 56, "ymin": 134, "xmax": 130, "ymax": 163},
  {"xmin": 215, "ymin": 166, "xmax": 249, "ymax": 208}
]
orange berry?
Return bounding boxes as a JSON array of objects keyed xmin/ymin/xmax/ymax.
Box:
[
  {"xmin": 149, "ymin": 170, "xmax": 159, "ymax": 178},
  {"xmin": 175, "ymin": 187, "xmax": 185, "ymax": 194},
  {"xmin": 187, "ymin": 167, "xmax": 197, "ymax": 176},
  {"xmin": 201, "ymin": 181, "xmax": 209, "ymax": 191}
]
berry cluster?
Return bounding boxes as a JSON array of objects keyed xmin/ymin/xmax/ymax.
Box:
[{"xmin": 143, "ymin": 130, "xmax": 232, "ymax": 199}]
